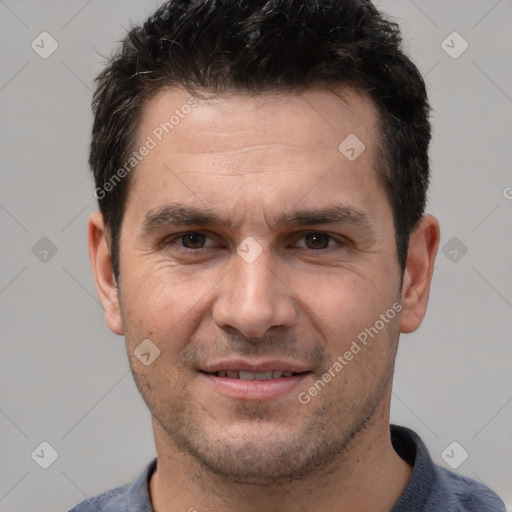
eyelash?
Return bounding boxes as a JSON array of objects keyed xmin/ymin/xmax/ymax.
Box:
[{"xmin": 162, "ymin": 231, "xmax": 348, "ymax": 253}]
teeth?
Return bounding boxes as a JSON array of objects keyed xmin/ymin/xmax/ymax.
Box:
[
  {"xmin": 215, "ymin": 370, "xmax": 298, "ymax": 380},
  {"xmin": 255, "ymin": 371, "xmax": 273, "ymax": 380}
]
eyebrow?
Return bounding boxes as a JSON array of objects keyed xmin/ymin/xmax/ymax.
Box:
[{"xmin": 140, "ymin": 203, "xmax": 377, "ymax": 238}]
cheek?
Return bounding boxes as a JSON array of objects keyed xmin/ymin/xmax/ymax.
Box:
[
  {"xmin": 298, "ymin": 271, "xmax": 385, "ymax": 342},
  {"xmin": 120, "ymin": 262, "xmax": 217, "ymax": 348}
]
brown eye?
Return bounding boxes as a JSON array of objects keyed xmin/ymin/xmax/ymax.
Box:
[
  {"xmin": 161, "ymin": 231, "xmax": 219, "ymax": 254},
  {"xmin": 179, "ymin": 233, "xmax": 207, "ymax": 249},
  {"xmin": 302, "ymin": 232, "xmax": 334, "ymax": 250}
]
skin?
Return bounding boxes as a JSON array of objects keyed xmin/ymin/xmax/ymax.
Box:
[{"xmin": 89, "ymin": 86, "xmax": 440, "ymax": 512}]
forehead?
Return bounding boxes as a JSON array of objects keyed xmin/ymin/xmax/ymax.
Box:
[
  {"xmin": 124, "ymin": 86, "xmax": 386, "ymax": 229},
  {"xmin": 137, "ymin": 85, "xmax": 380, "ymax": 159}
]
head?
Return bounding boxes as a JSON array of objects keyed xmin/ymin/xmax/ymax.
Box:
[
  {"xmin": 91, "ymin": 0, "xmax": 431, "ymax": 282},
  {"xmin": 88, "ymin": 0, "xmax": 439, "ymax": 484}
]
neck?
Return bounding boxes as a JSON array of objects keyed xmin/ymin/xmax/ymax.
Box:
[{"xmin": 149, "ymin": 405, "xmax": 412, "ymax": 512}]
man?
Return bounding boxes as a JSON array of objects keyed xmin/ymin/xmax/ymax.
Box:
[{"xmin": 70, "ymin": 0, "xmax": 507, "ymax": 510}]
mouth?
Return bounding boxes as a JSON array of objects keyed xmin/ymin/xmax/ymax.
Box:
[
  {"xmin": 198, "ymin": 363, "xmax": 313, "ymax": 401},
  {"xmin": 201, "ymin": 370, "xmax": 307, "ymax": 380}
]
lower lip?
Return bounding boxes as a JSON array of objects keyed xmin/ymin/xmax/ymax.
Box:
[{"xmin": 200, "ymin": 372, "xmax": 311, "ymax": 401}]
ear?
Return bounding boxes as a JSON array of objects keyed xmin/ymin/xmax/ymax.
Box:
[
  {"xmin": 87, "ymin": 211, "xmax": 124, "ymax": 335},
  {"xmin": 399, "ymin": 214, "xmax": 440, "ymax": 334}
]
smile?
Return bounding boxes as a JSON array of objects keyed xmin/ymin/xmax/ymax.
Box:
[
  {"xmin": 205, "ymin": 370, "xmax": 303, "ymax": 380},
  {"xmin": 199, "ymin": 369, "xmax": 312, "ymax": 401}
]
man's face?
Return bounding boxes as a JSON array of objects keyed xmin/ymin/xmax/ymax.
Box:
[{"xmin": 115, "ymin": 87, "xmax": 404, "ymax": 482}]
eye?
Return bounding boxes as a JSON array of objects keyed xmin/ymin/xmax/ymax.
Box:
[
  {"xmin": 295, "ymin": 232, "xmax": 344, "ymax": 250},
  {"xmin": 164, "ymin": 232, "xmax": 217, "ymax": 250},
  {"xmin": 162, "ymin": 231, "xmax": 347, "ymax": 254}
]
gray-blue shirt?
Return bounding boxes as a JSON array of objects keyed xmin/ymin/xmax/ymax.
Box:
[{"xmin": 68, "ymin": 425, "xmax": 507, "ymax": 511}]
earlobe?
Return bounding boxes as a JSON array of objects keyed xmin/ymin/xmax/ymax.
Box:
[
  {"xmin": 399, "ymin": 214, "xmax": 440, "ymax": 334},
  {"xmin": 87, "ymin": 212, "xmax": 124, "ymax": 335}
]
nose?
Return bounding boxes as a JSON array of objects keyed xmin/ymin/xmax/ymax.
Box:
[{"xmin": 211, "ymin": 248, "xmax": 298, "ymax": 339}]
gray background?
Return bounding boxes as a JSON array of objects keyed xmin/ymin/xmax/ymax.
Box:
[{"xmin": 0, "ymin": 0, "xmax": 511, "ymax": 510}]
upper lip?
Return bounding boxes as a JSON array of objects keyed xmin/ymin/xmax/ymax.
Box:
[{"xmin": 200, "ymin": 360, "xmax": 311, "ymax": 374}]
